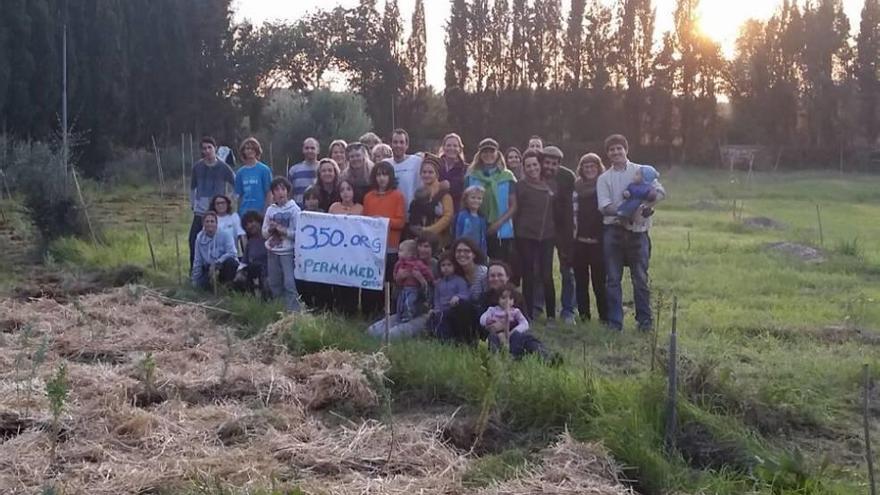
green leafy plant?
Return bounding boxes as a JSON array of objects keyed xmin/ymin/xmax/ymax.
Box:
[{"xmin": 45, "ymin": 363, "xmax": 70, "ymax": 459}]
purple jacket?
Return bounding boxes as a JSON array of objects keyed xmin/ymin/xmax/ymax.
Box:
[{"xmin": 433, "ymin": 274, "xmax": 470, "ymax": 311}]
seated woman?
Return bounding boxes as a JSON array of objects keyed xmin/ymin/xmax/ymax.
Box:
[
  {"xmin": 192, "ymin": 211, "xmax": 239, "ymax": 290},
  {"xmin": 432, "ymin": 237, "xmax": 490, "ymax": 345}
]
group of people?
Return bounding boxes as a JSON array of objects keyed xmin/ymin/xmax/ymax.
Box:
[{"xmin": 188, "ymin": 130, "xmax": 665, "ymax": 359}]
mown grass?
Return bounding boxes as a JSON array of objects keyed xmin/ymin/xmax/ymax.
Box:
[{"xmin": 41, "ymin": 168, "xmax": 880, "ymax": 494}]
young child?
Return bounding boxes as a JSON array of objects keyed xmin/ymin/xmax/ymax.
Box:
[
  {"xmin": 393, "ymin": 239, "xmax": 434, "ymax": 322},
  {"xmin": 262, "ymin": 177, "xmax": 302, "ymax": 312},
  {"xmin": 430, "ymin": 253, "xmax": 470, "ymax": 340},
  {"xmin": 302, "ymin": 186, "xmax": 322, "ymax": 213},
  {"xmin": 234, "ymin": 210, "xmax": 268, "ymax": 296},
  {"xmin": 298, "ymin": 185, "xmax": 331, "ymax": 310},
  {"xmin": 480, "ymin": 284, "xmax": 555, "ymax": 361},
  {"xmin": 454, "ymin": 185, "xmax": 488, "ymax": 255},
  {"xmin": 617, "ymin": 165, "xmax": 659, "ymax": 220}
]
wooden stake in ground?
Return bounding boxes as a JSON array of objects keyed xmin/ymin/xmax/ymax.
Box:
[
  {"xmin": 663, "ymin": 296, "xmax": 679, "ymax": 451},
  {"xmin": 181, "ymin": 133, "xmax": 187, "ymax": 203},
  {"xmin": 144, "ymin": 221, "xmax": 158, "ymax": 271},
  {"xmin": 816, "ymin": 204, "xmax": 824, "ymax": 246},
  {"xmin": 175, "ymin": 233, "xmax": 182, "ymax": 286},
  {"xmin": 70, "ymin": 166, "xmax": 99, "ymax": 248},
  {"xmin": 686, "ymin": 231, "xmax": 691, "ymax": 252},
  {"xmin": 864, "ymin": 364, "xmax": 877, "ymax": 495},
  {"xmin": 384, "ymin": 282, "xmax": 391, "ymax": 346},
  {"xmin": 151, "ymin": 136, "xmax": 167, "ymax": 240},
  {"xmin": 651, "ymin": 291, "xmax": 663, "ymax": 373}
]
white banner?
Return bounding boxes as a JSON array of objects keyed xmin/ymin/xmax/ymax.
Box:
[{"xmin": 294, "ymin": 211, "xmax": 389, "ymax": 290}]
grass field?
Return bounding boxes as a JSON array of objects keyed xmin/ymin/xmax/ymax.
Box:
[{"xmin": 14, "ymin": 167, "xmax": 880, "ymax": 494}]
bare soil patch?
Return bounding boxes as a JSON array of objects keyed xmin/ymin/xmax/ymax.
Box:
[{"xmin": 764, "ymin": 241, "xmax": 826, "ymax": 263}]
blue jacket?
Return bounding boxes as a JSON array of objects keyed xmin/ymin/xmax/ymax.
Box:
[
  {"xmin": 454, "ymin": 210, "xmax": 488, "ymax": 255},
  {"xmin": 192, "ymin": 229, "xmax": 237, "ymax": 285}
]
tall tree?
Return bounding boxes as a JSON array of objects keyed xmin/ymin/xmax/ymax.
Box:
[
  {"xmin": 802, "ymin": 0, "xmax": 852, "ymax": 147},
  {"xmin": 487, "ymin": 0, "xmax": 510, "ymax": 92},
  {"xmin": 508, "ymin": 0, "xmax": 528, "ymax": 89},
  {"xmin": 445, "ymin": 0, "xmax": 469, "ymax": 91},
  {"xmin": 542, "ymin": 0, "xmax": 564, "ymax": 89},
  {"xmin": 857, "ymin": 0, "xmax": 880, "ymax": 144},
  {"xmin": 469, "ymin": 0, "xmax": 491, "ymax": 92},
  {"xmin": 527, "ymin": 0, "xmax": 547, "ymax": 88},
  {"xmin": 406, "ymin": 0, "xmax": 427, "ymax": 92},
  {"xmin": 617, "ymin": 0, "xmax": 656, "ymax": 142},
  {"xmin": 382, "ymin": 0, "xmax": 404, "ymax": 62},
  {"xmin": 563, "ymin": 0, "xmax": 586, "ymax": 90},
  {"xmin": 583, "ymin": 0, "xmax": 614, "ymax": 91}
]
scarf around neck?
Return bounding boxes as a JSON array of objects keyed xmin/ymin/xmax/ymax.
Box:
[{"xmin": 468, "ymin": 165, "xmax": 515, "ymax": 223}]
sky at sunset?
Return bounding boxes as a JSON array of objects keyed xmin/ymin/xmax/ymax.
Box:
[{"xmin": 233, "ymin": 0, "xmax": 864, "ymax": 89}]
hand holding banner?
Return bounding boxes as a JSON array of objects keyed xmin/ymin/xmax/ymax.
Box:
[{"xmin": 294, "ymin": 211, "xmax": 389, "ymax": 290}]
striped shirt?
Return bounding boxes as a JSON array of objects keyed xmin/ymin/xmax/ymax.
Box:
[{"xmin": 287, "ymin": 160, "xmax": 318, "ymax": 206}]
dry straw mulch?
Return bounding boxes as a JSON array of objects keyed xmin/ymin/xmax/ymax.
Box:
[{"xmin": 0, "ymin": 287, "xmax": 631, "ymax": 494}]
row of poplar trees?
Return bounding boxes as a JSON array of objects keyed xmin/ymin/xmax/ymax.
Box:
[
  {"xmin": 1, "ymin": 0, "xmax": 879, "ymax": 172},
  {"xmin": 443, "ymin": 0, "xmax": 880, "ymax": 164}
]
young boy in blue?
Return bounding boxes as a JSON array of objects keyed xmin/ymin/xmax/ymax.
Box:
[
  {"xmin": 617, "ymin": 165, "xmax": 659, "ymax": 220},
  {"xmin": 235, "ymin": 137, "xmax": 273, "ymax": 215}
]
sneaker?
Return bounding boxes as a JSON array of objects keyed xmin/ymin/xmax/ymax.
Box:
[
  {"xmin": 562, "ymin": 314, "xmax": 577, "ymax": 326},
  {"xmin": 637, "ymin": 323, "xmax": 654, "ymax": 333}
]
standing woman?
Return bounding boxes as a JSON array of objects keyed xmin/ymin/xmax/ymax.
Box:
[
  {"xmin": 573, "ymin": 153, "xmax": 608, "ymax": 323},
  {"xmin": 514, "ymin": 149, "xmax": 556, "ymax": 321},
  {"xmin": 329, "ymin": 139, "xmax": 348, "ymax": 173},
  {"xmin": 407, "ymin": 154, "xmax": 454, "ymax": 247},
  {"xmin": 506, "ymin": 147, "xmax": 524, "ymax": 180},
  {"xmin": 438, "ymin": 133, "xmax": 467, "ymax": 210},
  {"xmin": 465, "ymin": 138, "xmax": 517, "ymax": 266},
  {"xmin": 361, "ymin": 162, "xmax": 406, "ymax": 317},
  {"xmin": 210, "ymin": 194, "xmax": 246, "ymax": 254},
  {"xmin": 316, "ymin": 158, "xmax": 341, "ymax": 212},
  {"xmin": 328, "ymin": 179, "xmax": 364, "ymax": 316},
  {"xmin": 341, "ymin": 143, "xmax": 374, "ymax": 204}
]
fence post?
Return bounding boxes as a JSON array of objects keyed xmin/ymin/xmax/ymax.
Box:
[
  {"xmin": 816, "ymin": 204, "xmax": 824, "ymax": 246},
  {"xmin": 864, "ymin": 364, "xmax": 877, "ymax": 495},
  {"xmin": 663, "ymin": 296, "xmax": 679, "ymax": 451},
  {"xmin": 384, "ymin": 282, "xmax": 391, "ymax": 346}
]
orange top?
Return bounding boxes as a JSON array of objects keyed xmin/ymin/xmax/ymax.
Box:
[{"xmin": 363, "ymin": 189, "xmax": 406, "ymax": 250}]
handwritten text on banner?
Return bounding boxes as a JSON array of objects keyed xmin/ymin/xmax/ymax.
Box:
[{"xmin": 294, "ymin": 211, "xmax": 389, "ymax": 290}]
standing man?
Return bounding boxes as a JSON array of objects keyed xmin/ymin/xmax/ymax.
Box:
[
  {"xmin": 390, "ymin": 128, "xmax": 423, "ymax": 213},
  {"xmin": 541, "ymin": 146, "xmax": 578, "ymax": 324},
  {"xmin": 288, "ymin": 137, "xmax": 320, "ymax": 206},
  {"xmin": 189, "ymin": 136, "xmax": 235, "ymax": 269},
  {"xmin": 597, "ymin": 134, "xmax": 665, "ymax": 332}
]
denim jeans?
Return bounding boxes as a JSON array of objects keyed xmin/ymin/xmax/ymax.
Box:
[
  {"xmin": 603, "ymin": 225, "xmax": 651, "ymax": 330},
  {"xmin": 267, "ymin": 252, "xmax": 301, "ymax": 312},
  {"xmin": 396, "ymin": 286, "xmax": 420, "ymax": 322},
  {"xmin": 559, "ymin": 262, "xmax": 576, "ymax": 319}
]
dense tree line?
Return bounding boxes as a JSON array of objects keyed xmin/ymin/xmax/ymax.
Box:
[{"xmin": 1, "ymin": 0, "xmax": 879, "ymax": 173}]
